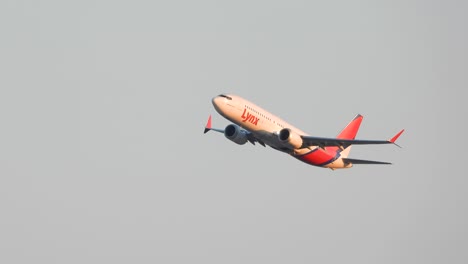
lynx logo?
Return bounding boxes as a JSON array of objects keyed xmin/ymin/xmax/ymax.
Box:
[{"xmin": 241, "ymin": 108, "xmax": 259, "ymax": 125}]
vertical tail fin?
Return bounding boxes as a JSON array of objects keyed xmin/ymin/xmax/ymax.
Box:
[{"xmin": 325, "ymin": 114, "xmax": 363, "ymax": 155}]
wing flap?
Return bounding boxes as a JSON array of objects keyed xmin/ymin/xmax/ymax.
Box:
[
  {"xmin": 300, "ymin": 129, "xmax": 404, "ymax": 148},
  {"xmin": 300, "ymin": 136, "xmax": 392, "ymax": 148}
]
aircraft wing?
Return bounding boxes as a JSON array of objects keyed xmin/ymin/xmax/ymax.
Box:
[
  {"xmin": 204, "ymin": 115, "xmax": 266, "ymax": 146},
  {"xmin": 300, "ymin": 129, "xmax": 404, "ymax": 148}
]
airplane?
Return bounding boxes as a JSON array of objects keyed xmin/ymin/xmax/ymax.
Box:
[{"xmin": 204, "ymin": 94, "xmax": 404, "ymax": 170}]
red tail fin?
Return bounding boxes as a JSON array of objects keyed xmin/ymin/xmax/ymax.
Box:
[
  {"xmin": 337, "ymin": 114, "xmax": 363, "ymax": 140},
  {"xmin": 326, "ymin": 114, "xmax": 363, "ymax": 154}
]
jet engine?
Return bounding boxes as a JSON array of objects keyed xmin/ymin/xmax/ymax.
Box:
[
  {"xmin": 224, "ymin": 124, "xmax": 248, "ymax": 145},
  {"xmin": 278, "ymin": 128, "xmax": 303, "ymax": 149}
]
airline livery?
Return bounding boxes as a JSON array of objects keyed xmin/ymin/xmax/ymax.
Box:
[{"xmin": 204, "ymin": 94, "xmax": 404, "ymax": 170}]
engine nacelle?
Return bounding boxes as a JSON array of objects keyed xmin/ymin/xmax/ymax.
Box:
[
  {"xmin": 278, "ymin": 128, "xmax": 303, "ymax": 149},
  {"xmin": 224, "ymin": 124, "xmax": 248, "ymax": 145}
]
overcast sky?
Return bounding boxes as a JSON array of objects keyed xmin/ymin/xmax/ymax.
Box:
[{"xmin": 1, "ymin": 1, "xmax": 467, "ymax": 263}]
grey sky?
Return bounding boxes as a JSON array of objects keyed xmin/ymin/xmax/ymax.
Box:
[{"xmin": 0, "ymin": 1, "xmax": 467, "ymax": 263}]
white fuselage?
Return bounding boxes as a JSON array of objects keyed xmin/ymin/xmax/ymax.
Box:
[{"xmin": 212, "ymin": 94, "xmax": 351, "ymax": 169}]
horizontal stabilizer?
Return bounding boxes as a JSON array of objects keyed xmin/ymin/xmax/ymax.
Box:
[{"xmin": 342, "ymin": 158, "xmax": 392, "ymax": 165}]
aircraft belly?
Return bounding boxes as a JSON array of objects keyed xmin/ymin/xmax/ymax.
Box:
[{"xmin": 294, "ymin": 150, "xmax": 351, "ymax": 169}]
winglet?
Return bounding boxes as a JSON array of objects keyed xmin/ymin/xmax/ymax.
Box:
[
  {"xmin": 389, "ymin": 129, "xmax": 405, "ymax": 147},
  {"xmin": 204, "ymin": 115, "xmax": 212, "ymax": 134}
]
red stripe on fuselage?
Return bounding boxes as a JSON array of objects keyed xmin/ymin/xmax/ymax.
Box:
[{"xmin": 296, "ymin": 148, "xmax": 336, "ymax": 166}]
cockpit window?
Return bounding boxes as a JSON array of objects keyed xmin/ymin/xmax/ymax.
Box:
[{"xmin": 219, "ymin": 94, "xmax": 232, "ymax": 100}]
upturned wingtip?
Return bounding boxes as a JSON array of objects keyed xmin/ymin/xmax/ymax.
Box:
[
  {"xmin": 204, "ymin": 115, "xmax": 212, "ymax": 134},
  {"xmin": 389, "ymin": 129, "xmax": 405, "ymax": 144}
]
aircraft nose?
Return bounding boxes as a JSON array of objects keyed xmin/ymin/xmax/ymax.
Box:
[{"xmin": 212, "ymin": 96, "xmax": 222, "ymax": 108}]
